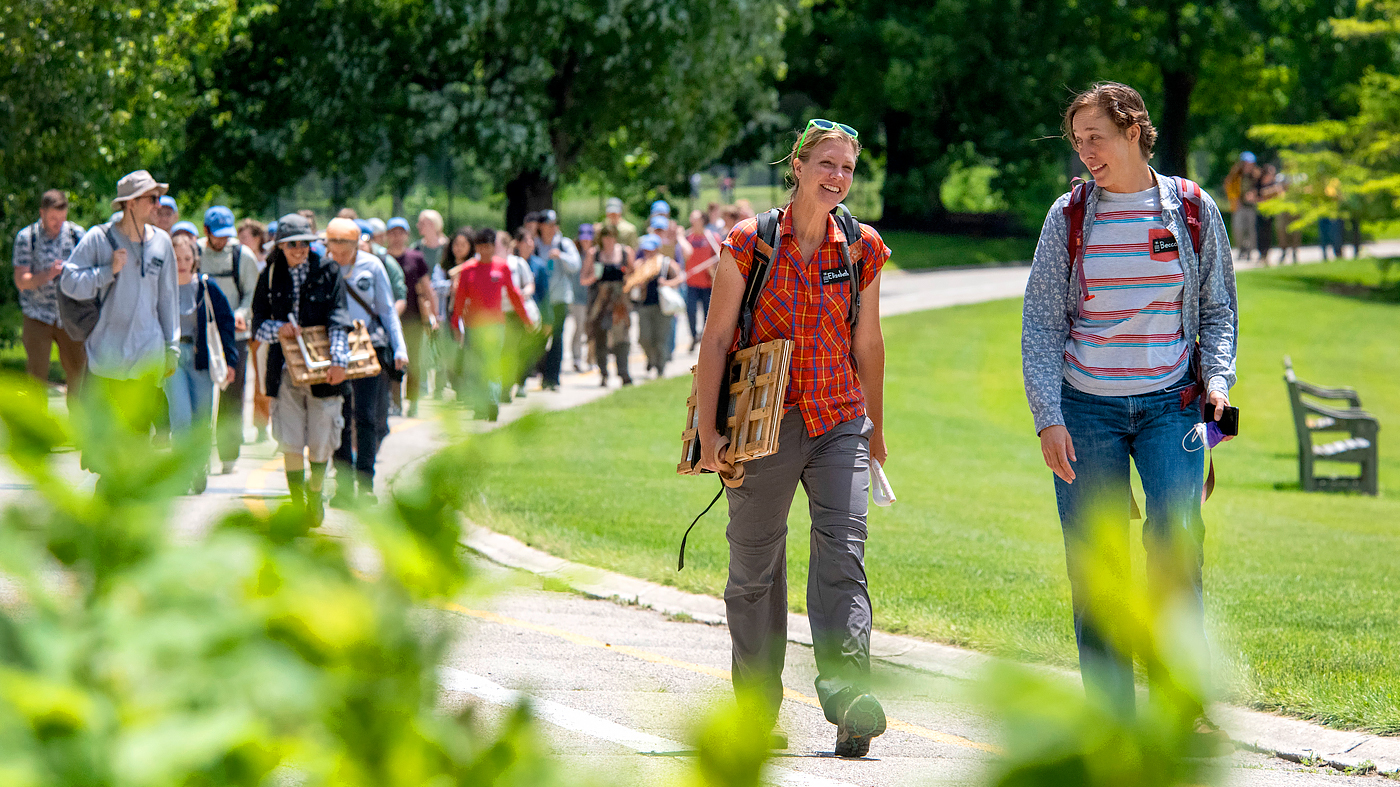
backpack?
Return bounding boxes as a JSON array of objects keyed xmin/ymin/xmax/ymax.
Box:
[
  {"xmin": 57, "ymin": 223, "xmax": 123, "ymax": 343},
  {"xmin": 741, "ymin": 203, "xmax": 864, "ymax": 350}
]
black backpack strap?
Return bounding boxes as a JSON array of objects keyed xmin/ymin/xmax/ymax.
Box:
[
  {"xmin": 832, "ymin": 204, "xmax": 862, "ymax": 336},
  {"xmin": 738, "ymin": 208, "xmax": 782, "ymax": 349}
]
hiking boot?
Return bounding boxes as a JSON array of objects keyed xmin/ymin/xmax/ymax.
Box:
[
  {"xmin": 329, "ymin": 486, "xmax": 356, "ymax": 510},
  {"xmin": 222, "ymin": 460, "xmax": 236, "ymax": 475},
  {"xmin": 834, "ymin": 693, "xmax": 886, "ymax": 759},
  {"xmin": 190, "ymin": 473, "xmax": 208, "ymax": 495},
  {"xmin": 770, "ymin": 726, "xmax": 789, "ymax": 750}
]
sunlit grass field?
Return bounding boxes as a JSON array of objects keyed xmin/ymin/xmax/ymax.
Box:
[{"xmin": 470, "ymin": 258, "xmax": 1400, "ymax": 733}]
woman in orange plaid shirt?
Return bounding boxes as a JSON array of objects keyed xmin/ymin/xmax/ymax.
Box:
[{"xmin": 695, "ymin": 120, "xmax": 891, "ymax": 758}]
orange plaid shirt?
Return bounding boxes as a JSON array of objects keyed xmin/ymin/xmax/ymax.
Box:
[{"xmin": 723, "ymin": 209, "xmax": 890, "ymax": 437}]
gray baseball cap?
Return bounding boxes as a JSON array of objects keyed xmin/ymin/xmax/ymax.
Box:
[
  {"xmin": 274, "ymin": 213, "xmax": 319, "ymax": 244},
  {"xmin": 110, "ymin": 170, "xmax": 169, "ymax": 209}
]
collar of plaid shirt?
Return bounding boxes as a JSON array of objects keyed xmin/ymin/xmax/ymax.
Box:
[{"xmin": 733, "ymin": 208, "xmax": 870, "ymax": 438}]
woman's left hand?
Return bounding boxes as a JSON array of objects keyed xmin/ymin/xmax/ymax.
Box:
[
  {"xmin": 1207, "ymin": 390, "xmax": 1233, "ymax": 442},
  {"xmin": 870, "ymin": 428, "xmax": 888, "ymax": 465}
]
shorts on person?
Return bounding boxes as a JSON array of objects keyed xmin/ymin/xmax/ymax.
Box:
[{"xmin": 271, "ymin": 381, "xmax": 344, "ymax": 462}]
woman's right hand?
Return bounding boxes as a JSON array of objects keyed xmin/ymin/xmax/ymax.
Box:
[
  {"xmin": 1039, "ymin": 425, "xmax": 1077, "ymax": 483},
  {"xmin": 698, "ymin": 427, "xmax": 733, "ymax": 475}
]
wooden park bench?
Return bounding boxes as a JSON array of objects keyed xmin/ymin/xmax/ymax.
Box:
[{"xmin": 1283, "ymin": 356, "xmax": 1380, "ymax": 495}]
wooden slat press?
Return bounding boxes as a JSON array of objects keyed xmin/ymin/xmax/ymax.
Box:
[
  {"xmin": 678, "ymin": 339, "xmax": 793, "ymax": 477},
  {"xmin": 279, "ymin": 320, "xmax": 382, "ymax": 386}
]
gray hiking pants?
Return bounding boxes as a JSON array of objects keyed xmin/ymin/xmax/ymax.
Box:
[{"xmin": 724, "ymin": 409, "xmax": 873, "ymax": 723}]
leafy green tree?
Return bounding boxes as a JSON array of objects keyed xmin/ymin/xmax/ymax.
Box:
[
  {"xmin": 1249, "ymin": 1, "xmax": 1400, "ymax": 229},
  {"xmin": 781, "ymin": 0, "xmax": 1107, "ymax": 229},
  {"xmin": 0, "ymin": 0, "xmax": 237, "ymax": 343}
]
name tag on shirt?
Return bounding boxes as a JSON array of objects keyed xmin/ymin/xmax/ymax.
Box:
[
  {"xmin": 820, "ymin": 266, "xmax": 852, "ymax": 286},
  {"xmin": 1149, "ymin": 228, "xmax": 1179, "ymax": 261}
]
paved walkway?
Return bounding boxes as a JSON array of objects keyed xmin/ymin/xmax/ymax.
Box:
[{"xmin": 4, "ymin": 248, "xmax": 1396, "ymax": 785}]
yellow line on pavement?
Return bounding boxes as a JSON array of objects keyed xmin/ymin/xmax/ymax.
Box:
[{"xmin": 443, "ymin": 602, "xmax": 1000, "ymax": 755}]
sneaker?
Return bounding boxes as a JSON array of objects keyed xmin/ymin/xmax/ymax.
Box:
[
  {"xmin": 1189, "ymin": 716, "xmax": 1234, "ymax": 757},
  {"xmin": 834, "ymin": 693, "xmax": 886, "ymax": 759},
  {"xmin": 190, "ymin": 473, "xmax": 208, "ymax": 495},
  {"xmin": 621, "ymin": 377, "xmax": 633, "ymax": 386},
  {"xmin": 222, "ymin": 460, "xmax": 236, "ymax": 475}
]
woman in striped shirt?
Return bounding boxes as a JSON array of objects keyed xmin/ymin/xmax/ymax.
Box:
[{"xmin": 1020, "ymin": 82, "xmax": 1238, "ymax": 739}]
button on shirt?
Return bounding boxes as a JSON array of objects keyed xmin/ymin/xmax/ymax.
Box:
[
  {"xmin": 722, "ymin": 210, "xmax": 891, "ymax": 438},
  {"xmin": 13, "ymin": 220, "xmax": 85, "ymax": 326}
]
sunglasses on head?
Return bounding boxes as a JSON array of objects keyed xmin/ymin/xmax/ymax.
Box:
[
  {"xmin": 796, "ymin": 118, "xmax": 859, "ymax": 157},
  {"xmin": 281, "ymin": 240, "xmax": 310, "ymax": 249}
]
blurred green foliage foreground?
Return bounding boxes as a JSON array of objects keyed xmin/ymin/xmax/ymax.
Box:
[{"xmin": 0, "ymin": 371, "xmax": 567, "ymax": 786}]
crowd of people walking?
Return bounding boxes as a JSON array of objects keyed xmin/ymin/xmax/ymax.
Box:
[{"xmin": 12, "ymin": 173, "xmax": 759, "ymax": 517}]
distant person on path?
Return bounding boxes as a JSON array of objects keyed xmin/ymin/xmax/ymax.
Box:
[
  {"xmin": 1225, "ymin": 152, "xmax": 1259, "ymax": 260},
  {"xmin": 198, "ymin": 206, "xmax": 260, "ymax": 473},
  {"xmin": 13, "ymin": 189, "xmax": 87, "ymax": 406},
  {"xmin": 324, "ymin": 218, "xmax": 407, "ymax": 505},
  {"xmin": 537, "ymin": 210, "xmax": 581, "ymax": 391},
  {"xmin": 580, "ymin": 223, "xmax": 633, "ymax": 387},
  {"xmin": 684, "ymin": 208, "xmax": 721, "ymax": 351},
  {"xmin": 696, "ymin": 120, "xmax": 892, "ymax": 758},
  {"xmin": 601, "ymin": 197, "xmax": 639, "ymax": 248},
  {"xmin": 164, "ymin": 233, "xmax": 237, "ymax": 494},
  {"xmin": 571, "ymin": 224, "xmax": 595, "ymax": 371},
  {"xmin": 1255, "ymin": 164, "xmax": 1278, "ymax": 263},
  {"xmin": 251, "ymin": 213, "xmax": 351, "ymax": 527},
  {"xmin": 238, "ymin": 219, "xmax": 273, "ymax": 442},
  {"xmin": 387, "ymin": 217, "xmax": 434, "ymax": 417},
  {"xmin": 155, "ymin": 195, "xmax": 180, "ymax": 234},
  {"xmin": 62, "ymin": 170, "xmax": 180, "ymax": 477},
  {"xmin": 1021, "ymin": 83, "xmax": 1237, "ymax": 740},
  {"xmin": 1262, "ymin": 170, "xmax": 1301, "ymax": 264},
  {"xmin": 448, "ymin": 227, "xmax": 534, "ymax": 420},
  {"xmin": 626, "ymin": 232, "xmax": 683, "ymax": 378},
  {"xmin": 500, "ymin": 229, "xmax": 537, "ymax": 399}
]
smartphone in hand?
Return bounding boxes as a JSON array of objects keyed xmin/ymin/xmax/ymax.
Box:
[{"xmin": 1215, "ymin": 405, "xmax": 1239, "ymax": 436}]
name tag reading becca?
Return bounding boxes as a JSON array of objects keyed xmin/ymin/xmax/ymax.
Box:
[
  {"xmin": 820, "ymin": 266, "xmax": 852, "ymax": 286},
  {"xmin": 1149, "ymin": 228, "xmax": 1179, "ymax": 261}
]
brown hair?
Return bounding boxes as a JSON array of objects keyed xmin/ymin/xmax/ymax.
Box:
[
  {"xmin": 40, "ymin": 189, "xmax": 68, "ymax": 211},
  {"xmin": 336, "ymin": 207, "xmax": 359, "ymax": 220},
  {"xmin": 297, "ymin": 209, "xmax": 318, "ymax": 232},
  {"xmin": 238, "ymin": 218, "xmax": 267, "ymax": 247},
  {"xmin": 783, "ymin": 125, "xmax": 861, "ymax": 194},
  {"xmin": 1062, "ymin": 82, "xmax": 1157, "ymax": 160}
]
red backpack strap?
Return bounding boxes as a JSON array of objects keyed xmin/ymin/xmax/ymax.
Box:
[
  {"xmin": 1173, "ymin": 176, "xmax": 1203, "ymax": 255},
  {"xmin": 1062, "ymin": 178, "xmax": 1094, "ymax": 309}
]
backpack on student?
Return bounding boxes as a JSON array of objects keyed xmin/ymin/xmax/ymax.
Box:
[{"xmin": 57, "ymin": 223, "xmax": 123, "ymax": 343}]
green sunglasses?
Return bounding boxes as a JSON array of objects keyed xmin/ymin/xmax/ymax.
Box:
[{"xmin": 796, "ymin": 118, "xmax": 859, "ymax": 156}]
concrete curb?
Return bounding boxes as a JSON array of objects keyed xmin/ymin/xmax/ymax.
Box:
[{"xmin": 463, "ymin": 525, "xmax": 1400, "ymax": 777}]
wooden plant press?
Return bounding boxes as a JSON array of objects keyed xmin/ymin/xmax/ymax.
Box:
[{"xmin": 677, "ymin": 338, "xmax": 793, "ymax": 487}]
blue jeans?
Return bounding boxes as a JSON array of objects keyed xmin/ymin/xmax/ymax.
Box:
[
  {"xmin": 1054, "ymin": 379, "xmax": 1207, "ymax": 716},
  {"xmin": 685, "ymin": 286, "xmax": 711, "ymax": 345},
  {"xmin": 164, "ymin": 343, "xmax": 215, "ymax": 459}
]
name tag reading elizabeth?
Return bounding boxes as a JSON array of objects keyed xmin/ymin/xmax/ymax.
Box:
[{"xmin": 820, "ymin": 267, "xmax": 852, "ymax": 286}]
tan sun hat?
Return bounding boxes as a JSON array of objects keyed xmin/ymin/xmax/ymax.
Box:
[{"xmin": 110, "ymin": 170, "xmax": 170, "ymax": 209}]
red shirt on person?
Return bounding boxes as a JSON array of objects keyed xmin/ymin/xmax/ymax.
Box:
[
  {"xmin": 450, "ymin": 256, "xmax": 531, "ymax": 332},
  {"xmin": 721, "ymin": 209, "xmax": 891, "ymax": 438},
  {"xmin": 686, "ymin": 229, "xmax": 719, "ymax": 288}
]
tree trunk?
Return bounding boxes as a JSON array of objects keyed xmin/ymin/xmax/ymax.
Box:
[
  {"xmin": 879, "ymin": 111, "xmax": 946, "ymax": 230},
  {"xmin": 1158, "ymin": 66, "xmax": 1196, "ymax": 177},
  {"xmin": 505, "ymin": 170, "xmax": 556, "ymax": 232}
]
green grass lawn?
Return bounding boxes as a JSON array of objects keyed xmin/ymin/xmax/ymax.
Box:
[{"xmin": 469, "ymin": 260, "xmax": 1400, "ymax": 733}]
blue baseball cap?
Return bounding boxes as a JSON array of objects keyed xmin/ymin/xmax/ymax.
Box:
[
  {"xmin": 354, "ymin": 219, "xmax": 374, "ymax": 239},
  {"xmin": 577, "ymin": 223, "xmax": 594, "ymax": 240},
  {"xmin": 266, "ymin": 220, "xmax": 278, "ymax": 236},
  {"xmin": 649, "ymin": 199, "xmax": 671, "ymax": 216},
  {"xmin": 387, "ymin": 217, "xmax": 411, "ymax": 233},
  {"xmin": 204, "ymin": 205, "xmax": 236, "ymax": 238},
  {"xmin": 639, "ymin": 234, "xmax": 662, "ymax": 252},
  {"xmin": 159, "ymin": 195, "xmax": 178, "ymax": 211},
  {"xmin": 171, "ymin": 221, "xmax": 199, "ymax": 238},
  {"xmin": 541, "ymin": 209, "xmax": 558, "ymax": 224},
  {"xmin": 649, "ymin": 214, "xmax": 670, "ymax": 231},
  {"xmin": 1240, "ymin": 151, "xmax": 1257, "ymax": 163}
]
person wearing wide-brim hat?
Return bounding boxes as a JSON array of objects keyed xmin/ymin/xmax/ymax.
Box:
[
  {"xmin": 249, "ymin": 212, "xmax": 353, "ymax": 527},
  {"xmin": 61, "ymin": 170, "xmax": 181, "ymax": 480}
]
